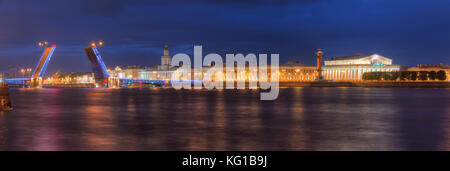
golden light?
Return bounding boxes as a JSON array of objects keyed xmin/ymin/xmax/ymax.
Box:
[
  {"xmin": 38, "ymin": 42, "xmax": 43, "ymax": 47},
  {"xmin": 91, "ymin": 42, "xmax": 96, "ymax": 47},
  {"xmin": 98, "ymin": 41, "xmax": 103, "ymax": 46},
  {"xmin": 20, "ymin": 69, "xmax": 25, "ymax": 73},
  {"xmin": 44, "ymin": 41, "xmax": 48, "ymax": 45}
]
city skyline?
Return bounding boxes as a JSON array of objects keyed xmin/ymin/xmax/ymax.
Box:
[{"xmin": 1, "ymin": 0, "xmax": 450, "ymax": 75}]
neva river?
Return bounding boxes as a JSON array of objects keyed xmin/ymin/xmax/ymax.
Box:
[{"xmin": 0, "ymin": 88, "xmax": 449, "ymax": 151}]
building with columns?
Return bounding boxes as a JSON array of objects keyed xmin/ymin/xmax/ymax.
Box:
[
  {"xmin": 279, "ymin": 62, "xmax": 317, "ymax": 82},
  {"xmin": 322, "ymin": 53, "xmax": 401, "ymax": 81},
  {"xmin": 109, "ymin": 46, "xmax": 408, "ymax": 85}
]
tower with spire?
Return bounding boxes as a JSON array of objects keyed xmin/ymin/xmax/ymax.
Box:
[{"xmin": 161, "ymin": 44, "xmax": 172, "ymax": 69}]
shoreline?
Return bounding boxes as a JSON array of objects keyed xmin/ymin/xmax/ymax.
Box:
[
  {"xmin": 6, "ymin": 81, "xmax": 449, "ymax": 89},
  {"xmin": 280, "ymin": 81, "xmax": 450, "ymax": 88}
]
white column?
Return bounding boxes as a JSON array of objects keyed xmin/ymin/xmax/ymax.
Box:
[
  {"xmin": 339, "ymin": 69, "xmax": 342, "ymax": 81},
  {"xmin": 331, "ymin": 69, "xmax": 334, "ymax": 80},
  {"xmin": 347, "ymin": 69, "xmax": 350, "ymax": 80},
  {"xmin": 361, "ymin": 68, "xmax": 364, "ymax": 81},
  {"xmin": 351, "ymin": 69, "xmax": 353, "ymax": 80},
  {"xmin": 336, "ymin": 69, "xmax": 339, "ymax": 81},
  {"xmin": 335, "ymin": 69, "xmax": 338, "ymax": 81},
  {"xmin": 357, "ymin": 69, "xmax": 361, "ymax": 81},
  {"xmin": 343, "ymin": 69, "xmax": 346, "ymax": 81},
  {"xmin": 327, "ymin": 69, "xmax": 330, "ymax": 80}
]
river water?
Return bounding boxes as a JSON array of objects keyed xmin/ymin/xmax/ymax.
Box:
[{"xmin": 0, "ymin": 88, "xmax": 449, "ymax": 151}]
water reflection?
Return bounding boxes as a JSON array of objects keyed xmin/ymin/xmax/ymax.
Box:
[{"xmin": 0, "ymin": 88, "xmax": 448, "ymax": 151}]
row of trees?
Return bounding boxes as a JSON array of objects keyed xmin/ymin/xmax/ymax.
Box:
[{"xmin": 363, "ymin": 70, "xmax": 447, "ymax": 81}]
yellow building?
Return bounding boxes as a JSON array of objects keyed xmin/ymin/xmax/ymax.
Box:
[
  {"xmin": 279, "ymin": 62, "xmax": 317, "ymax": 82},
  {"xmin": 323, "ymin": 53, "xmax": 401, "ymax": 81}
]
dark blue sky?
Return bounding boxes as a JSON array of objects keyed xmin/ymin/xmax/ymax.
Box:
[{"xmin": 1, "ymin": 0, "xmax": 449, "ymax": 74}]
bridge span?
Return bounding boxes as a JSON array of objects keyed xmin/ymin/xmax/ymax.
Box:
[
  {"xmin": 85, "ymin": 44, "xmax": 110, "ymax": 88},
  {"xmin": 6, "ymin": 42, "xmax": 111, "ymax": 88}
]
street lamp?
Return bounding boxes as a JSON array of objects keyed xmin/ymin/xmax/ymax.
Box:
[
  {"xmin": 91, "ymin": 41, "xmax": 104, "ymax": 48},
  {"xmin": 38, "ymin": 41, "xmax": 52, "ymax": 48}
]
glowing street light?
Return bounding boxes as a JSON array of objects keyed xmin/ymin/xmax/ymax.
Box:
[
  {"xmin": 91, "ymin": 41, "xmax": 104, "ymax": 48},
  {"xmin": 38, "ymin": 41, "xmax": 54, "ymax": 48}
]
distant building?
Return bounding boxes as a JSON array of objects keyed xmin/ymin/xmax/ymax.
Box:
[
  {"xmin": 407, "ymin": 64, "xmax": 450, "ymax": 81},
  {"xmin": 44, "ymin": 72, "xmax": 94, "ymax": 85},
  {"xmin": 279, "ymin": 62, "xmax": 317, "ymax": 82},
  {"xmin": 108, "ymin": 45, "xmax": 177, "ymax": 87},
  {"xmin": 109, "ymin": 47, "xmax": 416, "ymax": 85},
  {"xmin": 7, "ymin": 65, "xmax": 33, "ymax": 78},
  {"xmin": 322, "ymin": 53, "xmax": 401, "ymax": 81}
]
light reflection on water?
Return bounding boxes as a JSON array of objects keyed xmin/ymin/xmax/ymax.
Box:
[{"xmin": 0, "ymin": 87, "xmax": 449, "ymax": 151}]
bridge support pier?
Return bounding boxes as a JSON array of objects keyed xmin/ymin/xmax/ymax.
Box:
[
  {"xmin": 0, "ymin": 87, "xmax": 12, "ymax": 111},
  {"xmin": 30, "ymin": 78, "xmax": 43, "ymax": 88}
]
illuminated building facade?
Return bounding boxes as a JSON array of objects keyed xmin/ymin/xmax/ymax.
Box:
[
  {"xmin": 322, "ymin": 53, "xmax": 401, "ymax": 81},
  {"xmin": 44, "ymin": 72, "xmax": 94, "ymax": 85},
  {"xmin": 279, "ymin": 62, "xmax": 317, "ymax": 82},
  {"xmin": 109, "ymin": 47, "xmax": 411, "ymax": 84},
  {"xmin": 6, "ymin": 66, "xmax": 33, "ymax": 78},
  {"xmin": 109, "ymin": 45, "xmax": 176, "ymax": 83}
]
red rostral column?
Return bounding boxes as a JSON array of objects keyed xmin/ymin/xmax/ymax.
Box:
[{"xmin": 316, "ymin": 48, "xmax": 323, "ymax": 79}]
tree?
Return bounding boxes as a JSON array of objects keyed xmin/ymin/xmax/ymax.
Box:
[
  {"xmin": 374, "ymin": 72, "xmax": 382, "ymax": 80},
  {"xmin": 410, "ymin": 71, "xmax": 418, "ymax": 81},
  {"xmin": 392, "ymin": 72, "xmax": 400, "ymax": 81},
  {"xmin": 363, "ymin": 72, "xmax": 381, "ymax": 80},
  {"xmin": 382, "ymin": 72, "xmax": 394, "ymax": 80},
  {"xmin": 437, "ymin": 70, "xmax": 447, "ymax": 81},
  {"xmin": 381, "ymin": 72, "xmax": 389, "ymax": 80},
  {"xmin": 363, "ymin": 72, "xmax": 373, "ymax": 80},
  {"xmin": 418, "ymin": 71, "xmax": 428, "ymax": 81},
  {"xmin": 428, "ymin": 71, "xmax": 437, "ymax": 80},
  {"xmin": 400, "ymin": 71, "xmax": 410, "ymax": 80}
]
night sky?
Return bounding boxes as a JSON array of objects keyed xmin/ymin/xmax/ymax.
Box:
[{"xmin": 1, "ymin": 0, "xmax": 450, "ymax": 75}]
